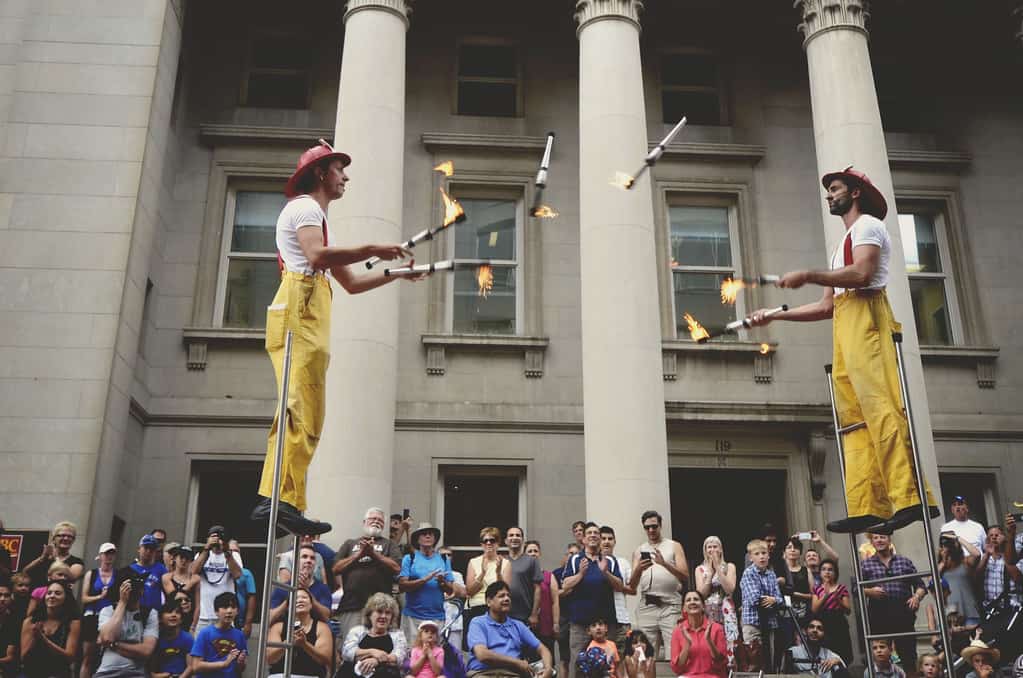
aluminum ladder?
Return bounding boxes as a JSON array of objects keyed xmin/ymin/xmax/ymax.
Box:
[
  {"xmin": 253, "ymin": 330, "xmax": 302, "ymax": 678},
  {"xmin": 824, "ymin": 331, "xmax": 954, "ymax": 678}
]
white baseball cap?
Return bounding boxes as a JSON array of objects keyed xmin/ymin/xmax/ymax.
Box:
[{"xmin": 95, "ymin": 542, "xmax": 117, "ymax": 558}]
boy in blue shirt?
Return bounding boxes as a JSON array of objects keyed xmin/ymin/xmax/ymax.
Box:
[
  {"xmin": 153, "ymin": 599, "xmax": 194, "ymax": 678},
  {"xmin": 190, "ymin": 592, "xmax": 247, "ymax": 678},
  {"xmin": 739, "ymin": 539, "xmax": 783, "ymax": 672}
]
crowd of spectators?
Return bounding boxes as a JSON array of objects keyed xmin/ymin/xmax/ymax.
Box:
[{"xmin": 2, "ymin": 495, "xmax": 1023, "ymax": 678}]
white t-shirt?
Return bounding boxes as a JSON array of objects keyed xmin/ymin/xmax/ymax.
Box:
[
  {"xmin": 830, "ymin": 214, "xmax": 890, "ymax": 295},
  {"xmin": 198, "ymin": 550, "xmax": 242, "ymax": 621},
  {"xmin": 940, "ymin": 518, "xmax": 987, "ymax": 554},
  {"xmin": 612, "ymin": 556, "xmax": 631, "ymax": 624},
  {"xmin": 276, "ymin": 195, "xmax": 326, "ymax": 275}
]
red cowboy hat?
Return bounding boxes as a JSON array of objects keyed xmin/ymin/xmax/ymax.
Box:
[
  {"xmin": 821, "ymin": 166, "xmax": 888, "ymax": 220},
  {"xmin": 284, "ymin": 139, "xmax": 351, "ymax": 199}
]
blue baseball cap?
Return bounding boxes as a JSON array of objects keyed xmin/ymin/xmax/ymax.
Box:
[{"xmin": 139, "ymin": 534, "xmax": 160, "ymax": 547}]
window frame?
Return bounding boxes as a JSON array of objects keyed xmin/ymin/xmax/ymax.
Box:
[
  {"xmin": 212, "ymin": 181, "xmax": 286, "ymax": 330},
  {"xmin": 895, "ymin": 192, "xmax": 973, "ymax": 346},
  {"xmin": 664, "ymin": 194, "xmax": 746, "ymax": 339},
  {"xmin": 453, "ymin": 37, "xmax": 523, "ymax": 118},
  {"xmin": 657, "ymin": 47, "xmax": 728, "ymax": 127},
  {"xmin": 434, "ymin": 463, "xmax": 527, "ymax": 564},
  {"xmin": 239, "ymin": 29, "xmax": 312, "ymax": 110},
  {"xmin": 444, "ymin": 186, "xmax": 526, "ymax": 335}
]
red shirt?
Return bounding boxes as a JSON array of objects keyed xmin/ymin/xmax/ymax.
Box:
[{"xmin": 670, "ymin": 617, "xmax": 727, "ymax": 678}]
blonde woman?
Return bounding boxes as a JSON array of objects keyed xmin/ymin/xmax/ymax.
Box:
[
  {"xmin": 694, "ymin": 536, "xmax": 737, "ymax": 668},
  {"xmin": 339, "ymin": 593, "xmax": 408, "ymax": 678},
  {"xmin": 462, "ymin": 527, "xmax": 504, "ymax": 649},
  {"xmin": 23, "ymin": 522, "xmax": 85, "ymax": 588}
]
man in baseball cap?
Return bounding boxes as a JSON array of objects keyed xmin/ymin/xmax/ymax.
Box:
[
  {"xmin": 250, "ymin": 140, "xmax": 426, "ymax": 536},
  {"xmin": 749, "ymin": 166, "xmax": 937, "ymax": 534}
]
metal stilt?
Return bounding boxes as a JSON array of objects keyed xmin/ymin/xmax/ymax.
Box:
[
  {"xmin": 254, "ymin": 330, "xmax": 302, "ymax": 678},
  {"xmin": 823, "ymin": 331, "xmax": 953, "ymax": 677}
]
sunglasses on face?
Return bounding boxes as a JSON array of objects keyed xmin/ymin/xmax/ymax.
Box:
[
  {"xmin": 643, "ymin": 524, "xmax": 659, "ymax": 530},
  {"xmin": 482, "ymin": 538, "xmax": 497, "ymax": 544}
]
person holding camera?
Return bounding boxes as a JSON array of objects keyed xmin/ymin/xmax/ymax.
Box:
[
  {"xmin": 190, "ymin": 527, "xmax": 241, "ymax": 635},
  {"xmin": 630, "ymin": 511, "xmax": 687, "ymax": 661},
  {"xmin": 738, "ymin": 539, "xmax": 784, "ymax": 673},
  {"xmin": 938, "ymin": 531, "xmax": 981, "ymax": 629},
  {"xmin": 976, "ymin": 522, "xmax": 1022, "ymax": 611},
  {"xmin": 94, "ymin": 570, "xmax": 159, "ymax": 678}
]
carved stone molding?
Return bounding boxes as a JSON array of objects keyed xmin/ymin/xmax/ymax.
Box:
[
  {"xmin": 421, "ymin": 334, "xmax": 549, "ymax": 378},
  {"xmin": 574, "ymin": 0, "xmax": 644, "ymax": 35},
  {"xmin": 807, "ymin": 430, "xmax": 830, "ymax": 501},
  {"xmin": 345, "ymin": 0, "xmax": 412, "ymax": 27},
  {"xmin": 795, "ymin": 0, "xmax": 870, "ymax": 47}
]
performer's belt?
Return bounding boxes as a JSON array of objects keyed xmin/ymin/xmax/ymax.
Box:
[{"xmin": 836, "ymin": 286, "xmax": 885, "ymax": 298}]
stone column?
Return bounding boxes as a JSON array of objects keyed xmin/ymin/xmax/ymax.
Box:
[
  {"xmin": 795, "ymin": 1, "xmax": 946, "ymax": 534},
  {"xmin": 309, "ymin": 0, "xmax": 411, "ymax": 537},
  {"xmin": 575, "ymin": 0, "xmax": 671, "ymax": 555}
]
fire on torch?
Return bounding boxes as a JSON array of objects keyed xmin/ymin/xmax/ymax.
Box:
[
  {"xmin": 365, "ymin": 188, "xmax": 466, "ymax": 269},
  {"xmin": 529, "ymin": 132, "xmax": 558, "ymax": 218}
]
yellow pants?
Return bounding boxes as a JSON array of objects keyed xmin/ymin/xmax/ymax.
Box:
[
  {"xmin": 832, "ymin": 290, "xmax": 936, "ymax": 519},
  {"xmin": 258, "ymin": 270, "xmax": 332, "ymax": 511}
]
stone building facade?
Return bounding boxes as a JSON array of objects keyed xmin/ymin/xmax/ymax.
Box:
[{"xmin": 2, "ymin": 0, "xmax": 1023, "ymax": 630}]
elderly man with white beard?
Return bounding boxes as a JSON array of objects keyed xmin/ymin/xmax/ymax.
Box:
[{"xmin": 332, "ymin": 507, "xmax": 405, "ymax": 640}]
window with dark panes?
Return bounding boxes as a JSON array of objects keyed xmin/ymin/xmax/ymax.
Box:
[
  {"xmin": 457, "ymin": 43, "xmax": 519, "ymax": 117},
  {"xmin": 243, "ymin": 34, "xmax": 310, "ymax": 109},
  {"xmin": 452, "ymin": 198, "xmax": 519, "ymax": 334},
  {"xmin": 661, "ymin": 52, "xmax": 723, "ymax": 125},
  {"xmin": 191, "ymin": 460, "xmax": 269, "ymax": 622},
  {"xmin": 442, "ymin": 468, "xmax": 521, "ymax": 574},
  {"xmin": 221, "ymin": 190, "xmax": 285, "ymax": 328},
  {"xmin": 670, "ymin": 205, "xmax": 740, "ymax": 336},
  {"xmin": 898, "ymin": 211, "xmax": 956, "ymax": 345}
]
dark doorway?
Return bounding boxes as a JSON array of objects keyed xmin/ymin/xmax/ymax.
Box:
[
  {"xmin": 938, "ymin": 472, "xmax": 996, "ymax": 526},
  {"xmin": 669, "ymin": 468, "xmax": 789, "ymax": 571}
]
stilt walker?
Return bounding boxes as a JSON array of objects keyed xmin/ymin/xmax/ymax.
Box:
[
  {"xmin": 249, "ymin": 140, "xmax": 419, "ymax": 536},
  {"xmin": 749, "ymin": 167, "xmax": 939, "ymax": 535}
]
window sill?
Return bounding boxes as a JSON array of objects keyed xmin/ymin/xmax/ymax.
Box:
[
  {"xmin": 662, "ymin": 339, "xmax": 778, "ymax": 384},
  {"xmin": 182, "ymin": 326, "xmax": 265, "ymax": 370},
  {"xmin": 920, "ymin": 345, "xmax": 999, "ymax": 388},
  {"xmin": 421, "ymin": 333, "xmax": 550, "ymax": 378}
]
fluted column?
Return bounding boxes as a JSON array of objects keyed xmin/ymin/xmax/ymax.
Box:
[
  {"xmin": 309, "ymin": 0, "xmax": 411, "ymax": 536},
  {"xmin": 795, "ymin": 0, "xmax": 945, "ymax": 537},
  {"xmin": 575, "ymin": 0, "xmax": 671, "ymax": 556}
]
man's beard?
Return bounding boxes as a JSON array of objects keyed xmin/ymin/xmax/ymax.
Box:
[
  {"xmin": 364, "ymin": 525, "xmax": 383, "ymax": 538},
  {"xmin": 829, "ymin": 196, "xmax": 852, "ymax": 215}
]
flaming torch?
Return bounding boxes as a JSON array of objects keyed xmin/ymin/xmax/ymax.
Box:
[
  {"xmin": 616, "ymin": 116, "xmax": 687, "ymax": 190},
  {"xmin": 365, "ymin": 188, "xmax": 467, "ymax": 269},
  {"xmin": 529, "ymin": 132, "xmax": 558, "ymax": 218},
  {"xmin": 683, "ymin": 312, "xmax": 710, "ymax": 342},
  {"xmin": 433, "ymin": 160, "xmax": 454, "ymax": 177},
  {"xmin": 696, "ymin": 305, "xmax": 789, "ymax": 344},
  {"xmin": 383, "ymin": 260, "xmax": 455, "ymax": 278},
  {"xmin": 720, "ymin": 275, "xmax": 782, "ymax": 304},
  {"xmin": 476, "ymin": 264, "xmax": 494, "ymax": 298}
]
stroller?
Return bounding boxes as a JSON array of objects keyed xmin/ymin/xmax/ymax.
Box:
[{"xmin": 399, "ymin": 599, "xmax": 469, "ymax": 678}]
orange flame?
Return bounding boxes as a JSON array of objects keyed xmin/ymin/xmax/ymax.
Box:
[
  {"xmin": 440, "ymin": 188, "xmax": 465, "ymax": 227},
  {"xmin": 476, "ymin": 264, "xmax": 494, "ymax": 298},
  {"xmin": 760, "ymin": 343, "xmax": 771, "ymax": 355},
  {"xmin": 433, "ymin": 160, "xmax": 454, "ymax": 177},
  {"xmin": 683, "ymin": 312, "xmax": 710, "ymax": 342},
  {"xmin": 720, "ymin": 278, "xmax": 745, "ymax": 305},
  {"xmin": 610, "ymin": 172, "xmax": 635, "ymax": 190},
  {"xmin": 531, "ymin": 204, "xmax": 559, "ymax": 219},
  {"xmin": 670, "ymin": 258, "xmax": 680, "ymax": 269}
]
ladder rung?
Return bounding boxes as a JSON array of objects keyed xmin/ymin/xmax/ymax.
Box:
[
  {"xmin": 865, "ymin": 629, "xmax": 936, "ymax": 641},
  {"xmin": 266, "ymin": 641, "xmax": 294, "ymax": 649},
  {"xmin": 838, "ymin": 421, "xmax": 867, "ymax": 434},
  {"xmin": 272, "ymin": 581, "xmax": 301, "ymax": 592},
  {"xmin": 857, "ymin": 571, "xmax": 926, "ymax": 587}
]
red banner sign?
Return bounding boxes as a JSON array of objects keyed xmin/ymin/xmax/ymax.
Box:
[{"xmin": 1, "ymin": 534, "xmax": 24, "ymax": 571}]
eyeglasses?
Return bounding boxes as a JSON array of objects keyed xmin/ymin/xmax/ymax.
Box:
[
  {"xmin": 481, "ymin": 538, "xmax": 497, "ymax": 544},
  {"xmin": 55, "ymin": 534, "xmax": 74, "ymax": 539},
  {"xmin": 643, "ymin": 524, "xmax": 659, "ymax": 530}
]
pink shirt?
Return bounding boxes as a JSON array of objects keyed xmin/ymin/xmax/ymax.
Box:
[
  {"xmin": 411, "ymin": 645, "xmax": 444, "ymax": 678},
  {"xmin": 670, "ymin": 618, "xmax": 727, "ymax": 678}
]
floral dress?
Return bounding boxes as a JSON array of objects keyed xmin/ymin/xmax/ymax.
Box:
[{"xmin": 698, "ymin": 564, "xmax": 738, "ymax": 667}]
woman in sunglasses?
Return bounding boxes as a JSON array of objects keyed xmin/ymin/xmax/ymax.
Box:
[{"xmin": 462, "ymin": 527, "xmax": 505, "ymax": 650}]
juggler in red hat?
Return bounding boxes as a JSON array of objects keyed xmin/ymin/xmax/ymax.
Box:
[
  {"xmin": 284, "ymin": 139, "xmax": 351, "ymax": 199},
  {"xmin": 821, "ymin": 165, "xmax": 888, "ymax": 220}
]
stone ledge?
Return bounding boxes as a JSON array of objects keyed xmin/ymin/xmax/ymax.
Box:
[
  {"xmin": 421, "ymin": 132, "xmax": 549, "ymax": 152},
  {"xmin": 182, "ymin": 326, "xmax": 265, "ymax": 370},
  {"xmin": 887, "ymin": 148, "xmax": 972, "ymax": 171},
  {"xmin": 921, "ymin": 344, "xmax": 999, "ymax": 388},
  {"xmin": 421, "ymin": 333, "xmax": 550, "ymax": 378},
  {"xmin": 657, "ymin": 141, "xmax": 766, "ymax": 164},
  {"xmin": 662, "ymin": 339, "xmax": 777, "ymax": 383},
  {"xmin": 200, "ymin": 123, "xmax": 332, "ymax": 145}
]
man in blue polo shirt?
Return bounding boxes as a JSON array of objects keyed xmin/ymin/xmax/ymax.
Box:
[
  {"xmin": 467, "ymin": 581, "xmax": 553, "ymax": 678},
  {"xmin": 130, "ymin": 535, "xmax": 168, "ymax": 613}
]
